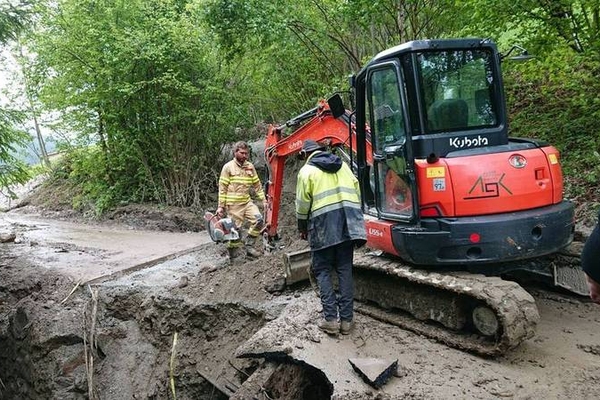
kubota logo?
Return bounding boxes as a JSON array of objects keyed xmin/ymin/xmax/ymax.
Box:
[
  {"xmin": 449, "ymin": 135, "xmax": 488, "ymax": 149},
  {"xmin": 288, "ymin": 140, "xmax": 303, "ymax": 151}
]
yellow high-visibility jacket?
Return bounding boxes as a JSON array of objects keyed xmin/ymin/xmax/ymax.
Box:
[
  {"xmin": 296, "ymin": 150, "xmax": 366, "ymax": 251},
  {"xmin": 218, "ymin": 159, "xmax": 265, "ymax": 208}
]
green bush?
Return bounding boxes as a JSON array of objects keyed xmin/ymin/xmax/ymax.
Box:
[{"xmin": 504, "ymin": 50, "xmax": 600, "ymax": 202}]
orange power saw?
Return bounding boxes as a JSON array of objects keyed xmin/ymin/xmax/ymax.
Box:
[{"xmin": 204, "ymin": 211, "xmax": 240, "ymax": 242}]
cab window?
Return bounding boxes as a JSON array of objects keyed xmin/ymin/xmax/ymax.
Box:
[{"xmin": 417, "ymin": 49, "xmax": 498, "ymax": 132}]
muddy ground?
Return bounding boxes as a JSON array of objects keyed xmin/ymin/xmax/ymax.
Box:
[{"xmin": 1, "ymin": 177, "xmax": 600, "ymax": 399}]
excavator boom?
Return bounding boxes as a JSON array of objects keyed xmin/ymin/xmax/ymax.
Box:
[{"xmin": 264, "ymin": 97, "xmax": 368, "ymax": 244}]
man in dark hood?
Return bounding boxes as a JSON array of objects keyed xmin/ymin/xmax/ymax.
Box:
[{"xmin": 296, "ymin": 139, "xmax": 367, "ymax": 335}]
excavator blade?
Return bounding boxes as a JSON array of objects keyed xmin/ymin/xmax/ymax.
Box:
[
  {"xmin": 283, "ymin": 249, "xmax": 311, "ymax": 285},
  {"xmin": 553, "ymin": 244, "xmax": 590, "ymax": 296}
]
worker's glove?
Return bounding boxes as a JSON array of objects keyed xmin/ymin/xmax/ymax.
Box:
[
  {"xmin": 299, "ymin": 231, "xmax": 308, "ymax": 241},
  {"xmin": 586, "ymin": 274, "xmax": 600, "ymax": 304}
]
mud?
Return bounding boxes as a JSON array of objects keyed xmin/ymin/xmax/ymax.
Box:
[{"xmin": 0, "ymin": 235, "xmax": 288, "ymax": 399}]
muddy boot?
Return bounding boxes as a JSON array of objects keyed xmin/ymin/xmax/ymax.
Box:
[
  {"xmin": 318, "ymin": 319, "xmax": 340, "ymax": 335},
  {"xmin": 227, "ymin": 241, "xmax": 246, "ymax": 265},
  {"xmin": 244, "ymin": 235, "xmax": 262, "ymax": 258},
  {"xmin": 340, "ymin": 320, "xmax": 354, "ymax": 335}
]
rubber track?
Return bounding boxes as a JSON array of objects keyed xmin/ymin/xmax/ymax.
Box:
[{"xmin": 353, "ymin": 253, "xmax": 540, "ymax": 356}]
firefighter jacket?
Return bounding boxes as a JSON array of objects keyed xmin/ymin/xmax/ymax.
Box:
[
  {"xmin": 296, "ymin": 151, "xmax": 366, "ymax": 251},
  {"xmin": 218, "ymin": 159, "xmax": 265, "ymax": 208}
]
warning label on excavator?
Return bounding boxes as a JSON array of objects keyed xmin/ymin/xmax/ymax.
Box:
[
  {"xmin": 548, "ymin": 153, "xmax": 558, "ymax": 164},
  {"xmin": 433, "ymin": 178, "xmax": 446, "ymax": 191},
  {"xmin": 426, "ymin": 167, "xmax": 445, "ymax": 178}
]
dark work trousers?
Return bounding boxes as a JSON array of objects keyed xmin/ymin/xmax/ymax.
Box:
[{"xmin": 311, "ymin": 240, "xmax": 354, "ymax": 322}]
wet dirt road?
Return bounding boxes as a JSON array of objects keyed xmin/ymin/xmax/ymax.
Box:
[{"xmin": 0, "ymin": 212, "xmax": 211, "ymax": 283}]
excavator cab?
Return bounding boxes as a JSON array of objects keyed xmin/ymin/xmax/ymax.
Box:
[
  {"xmin": 360, "ymin": 40, "xmax": 506, "ymax": 226},
  {"xmin": 353, "ymin": 38, "xmax": 574, "ymax": 265}
]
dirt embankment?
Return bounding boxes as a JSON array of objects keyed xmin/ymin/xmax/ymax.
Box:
[{"xmin": 0, "ymin": 232, "xmax": 325, "ymax": 399}]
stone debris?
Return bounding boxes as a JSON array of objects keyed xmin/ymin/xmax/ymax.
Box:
[
  {"xmin": 177, "ymin": 275, "xmax": 189, "ymax": 288},
  {"xmin": 348, "ymin": 357, "xmax": 398, "ymax": 389},
  {"xmin": 0, "ymin": 231, "xmax": 16, "ymax": 243}
]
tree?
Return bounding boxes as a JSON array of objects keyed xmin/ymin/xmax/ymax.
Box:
[
  {"xmin": 9, "ymin": 41, "xmax": 51, "ymax": 167},
  {"xmin": 29, "ymin": 0, "xmax": 253, "ymax": 212},
  {"xmin": 203, "ymin": 0, "xmax": 470, "ymax": 119},
  {"xmin": 462, "ymin": 0, "xmax": 600, "ymax": 56},
  {"xmin": 0, "ymin": 0, "xmax": 32, "ymax": 198}
]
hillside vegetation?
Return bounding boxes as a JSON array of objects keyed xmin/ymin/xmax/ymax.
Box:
[{"xmin": 0, "ymin": 0, "xmax": 598, "ymax": 218}]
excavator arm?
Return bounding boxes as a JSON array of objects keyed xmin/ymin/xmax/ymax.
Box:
[{"xmin": 263, "ymin": 96, "xmax": 367, "ymax": 246}]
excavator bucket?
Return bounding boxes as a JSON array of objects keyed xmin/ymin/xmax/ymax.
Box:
[{"xmin": 283, "ymin": 249, "xmax": 312, "ymax": 285}]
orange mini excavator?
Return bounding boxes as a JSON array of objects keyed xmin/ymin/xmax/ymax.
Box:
[{"xmin": 261, "ymin": 38, "xmax": 581, "ymax": 356}]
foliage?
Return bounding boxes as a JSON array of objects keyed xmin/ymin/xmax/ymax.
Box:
[
  {"xmin": 28, "ymin": 0, "xmax": 251, "ymax": 212},
  {"xmin": 504, "ymin": 50, "xmax": 600, "ymax": 201},
  {"xmin": 0, "ymin": 108, "xmax": 31, "ymax": 196},
  {"xmin": 0, "ymin": 0, "xmax": 32, "ymax": 195},
  {"xmin": 461, "ymin": 0, "xmax": 600, "ymax": 57},
  {"xmin": 202, "ymin": 0, "xmax": 470, "ymax": 119},
  {"xmin": 0, "ymin": 0, "xmax": 31, "ymax": 43},
  {"xmin": 12, "ymin": 0, "xmax": 600, "ymax": 215}
]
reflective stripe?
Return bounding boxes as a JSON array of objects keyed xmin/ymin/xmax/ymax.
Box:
[
  {"xmin": 296, "ymin": 198, "xmax": 311, "ymax": 209},
  {"xmin": 312, "ymin": 186, "xmax": 358, "ymax": 202},
  {"xmin": 296, "ymin": 164, "xmax": 361, "ymax": 217},
  {"xmin": 311, "ymin": 200, "xmax": 361, "ymax": 218},
  {"xmin": 229, "ymin": 176, "xmax": 258, "ymax": 183},
  {"xmin": 222, "ymin": 194, "xmax": 252, "ymax": 202}
]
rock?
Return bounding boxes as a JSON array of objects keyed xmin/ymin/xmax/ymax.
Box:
[
  {"xmin": 178, "ymin": 276, "xmax": 189, "ymax": 288},
  {"xmin": 348, "ymin": 357, "xmax": 398, "ymax": 389},
  {"xmin": 264, "ymin": 277, "xmax": 286, "ymax": 293},
  {"xmin": 10, "ymin": 307, "xmax": 30, "ymax": 340},
  {"xmin": 0, "ymin": 232, "xmax": 16, "ymax": 243}
]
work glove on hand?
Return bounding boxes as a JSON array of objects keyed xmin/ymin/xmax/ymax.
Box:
[
  {"xmin": 587, "ymin": 274, "xmax": 600, "ymax": 304},
  {"xmin": 300, "ymin": 231, "xmax": 308, "ymax": 241}
]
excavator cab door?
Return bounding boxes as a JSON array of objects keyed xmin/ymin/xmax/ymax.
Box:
[{"xmin": 366, "ymin": 62, "xmax": 416, "ymax": 222}]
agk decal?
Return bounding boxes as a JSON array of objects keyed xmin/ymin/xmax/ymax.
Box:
[{"xmin": 465, "ymin": 172, "xmax": 512, "ymax": 199}]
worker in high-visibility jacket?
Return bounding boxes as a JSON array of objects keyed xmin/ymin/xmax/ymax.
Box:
[
  {"xmin": 217, "ymin": 141, "xmax": 267, "ymax": 259},
  {"xmin": 296, "ymin": 139, "xmax": 366, "ymax": 335}
]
